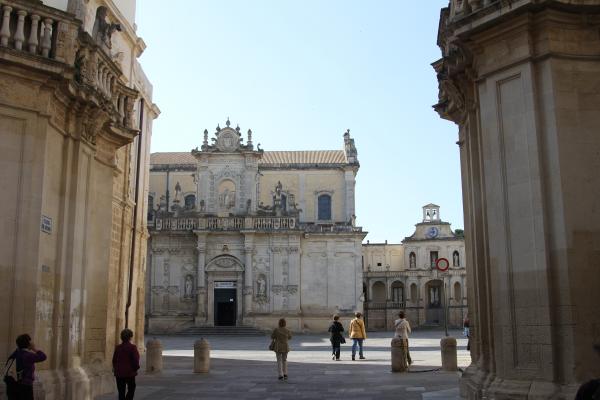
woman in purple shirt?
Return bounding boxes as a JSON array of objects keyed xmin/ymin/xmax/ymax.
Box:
[{"xmin": 8, "ymin": 334, "xmax": 47, "ymax": 400}]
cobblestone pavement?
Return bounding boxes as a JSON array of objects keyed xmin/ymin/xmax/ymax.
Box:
[{"xmin": 97, "ymin": 330, "xmax": 470, "ymax": 400}]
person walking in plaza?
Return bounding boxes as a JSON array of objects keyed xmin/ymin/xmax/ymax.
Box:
[
  {"xmin": 349, "ymin": 312, "xmax": 367, "ymax": 360},
  {"xmin": 463, "ymin": 317, "xmax": 471, "ymax": 351},
  {"xmin": 271, "ymin": 318, "xmax": 292, "ymax": 381},
  {"xmin": 394, "ymin": 311, "xmax": 412, "ymax": 367},
  {"xmin": 5, "ymin": 334, "xmax": 47, "ymax": 400},
  {"xmin": 328, "ymin": 315, "xmax": 345, "ymax": 361},
  {"xmin": 112, "ymin": 329, "xmax": 140, "ymax": 400}
]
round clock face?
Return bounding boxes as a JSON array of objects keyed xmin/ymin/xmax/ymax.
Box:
[{"xmin": 426, "ymin": 226, "xmax": 439, "ymax": 239}]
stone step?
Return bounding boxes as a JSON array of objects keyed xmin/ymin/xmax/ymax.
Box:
[{"xmin": 176, "ymin": 326, "xmax": 267, "ymax": 336}]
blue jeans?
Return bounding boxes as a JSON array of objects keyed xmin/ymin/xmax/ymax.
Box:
[{"xmin": 351, "ymin": 338, "xmax": 364, "ymax": 358}]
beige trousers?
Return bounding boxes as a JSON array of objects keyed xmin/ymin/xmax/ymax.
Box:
[{"xmin": 276, "ymin": 352, "xmax": 288, "ymax": 376}]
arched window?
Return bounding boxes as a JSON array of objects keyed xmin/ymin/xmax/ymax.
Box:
[
  {"xmin": 184, "ymin": 194, "xmax": 196, "ymax": 209},
  {"xmin": 318, "ymin": 194, "xmax": 332, "ymax": 220},
  {"xmin": 391, "ymin": 281, "xmax": 404, "ymax": 303},
  {"xmin": 410, "ymin": 283, "xmax": 418, "ymax": 302},
  {"xmin": 454, "ymin": 282, "xmax": 461, "ymax": 302},
  {"xmin": 372, "ymin": 281, "xmax": 386, "ymax": 302},
  {"xmin": 453, "ymin": 250, "xmax": 460, "ymax": 267}
]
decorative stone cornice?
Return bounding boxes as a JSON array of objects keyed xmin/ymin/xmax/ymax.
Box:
[
  {"xmin": 434, "ymin": 0, "xmax": 600, "ymax": 125},
  {"xmin": 432, "ymin": 7, "xmax": 475, "ymax": 125}
]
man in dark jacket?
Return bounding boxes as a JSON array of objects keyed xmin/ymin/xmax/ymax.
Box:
[
  {"xmin": 8, "ymin": 334, "xmax": 47, "ymax": 400},
  {"xmin": 328, "ymin": 315, "xmax": 345, "ymax": 361},
  {"xmin": 112, "ymin": 329, "xmax": 140, "ymax": 400}
]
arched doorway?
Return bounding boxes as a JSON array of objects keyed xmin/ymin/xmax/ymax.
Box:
[
  {"xmin": 205, "ymin": 255, "xmax": 245, "ymax": 326},
  {"xmin": 425, "ymin": 279, "xmax": 444, "ymax": 326}
]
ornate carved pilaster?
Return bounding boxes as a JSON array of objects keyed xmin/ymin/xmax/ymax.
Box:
[
  {"xmin": 243, "ymin": 233, "xmax": 254, "ymax": 316},
  {"xmin": 194, "ymin": 232, "xmax": 207, "ymax": 322}
]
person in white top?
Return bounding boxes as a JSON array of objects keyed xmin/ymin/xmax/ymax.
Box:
[{"xmin": 394, "ymin": 311, "xmax": 412, "ymax": 366}]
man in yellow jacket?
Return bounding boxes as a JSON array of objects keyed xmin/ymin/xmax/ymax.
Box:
[{"xmin": 349, "ymin": 312, "xmax": 367, "ymax": 360}]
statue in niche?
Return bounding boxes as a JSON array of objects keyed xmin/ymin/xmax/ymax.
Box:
[
  {"xmin": 92, "ymin": 6, "xmax": 121, "ymax": 50},
  {"xmin": 219, "ymin": 188, "xmax": 236, "ymax": 210},
  {"xmin": 256, "ymin": 275, "xmax": 267, "ymax": 297},
  {"xmin": 246, "ymin": 199, "xmax": 252, "ymax": 214},
  {"xmin": 199, "ymin": 199, "xmax": 205, "ymax": 212},
  {"xmin": 453, "ymin": 252, "xmax": 459, "ymax": 267},
  {"xmin": 184, "ymin": 275, "xmax": 193, "ymax": 298},
  {"xmin": 409, "ymin": 253, "xmax": 416, "ymax": 268},
  {"xmin": 172, "ymin": 182, "xmax": 182, "ymax": 209}
]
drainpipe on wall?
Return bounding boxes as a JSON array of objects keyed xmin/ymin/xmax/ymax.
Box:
[{"xmin": 125, "ymin": 98, "xmax": 145, "ymax": 328}]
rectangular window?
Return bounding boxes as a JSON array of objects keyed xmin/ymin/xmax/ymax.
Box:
[{"xmin": 318, "ymin": 194, "xmax": 332, "ymax": 220}]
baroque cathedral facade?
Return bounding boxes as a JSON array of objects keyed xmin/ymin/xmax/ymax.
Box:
[{"xmin": 146, "ymin": 120, "xmax": 366, "ymax": 333}]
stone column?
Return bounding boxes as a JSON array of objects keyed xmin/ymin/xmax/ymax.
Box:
[
  {"xmin": 243, "ymin": 233, "xmax": 254, "ymax": 317},
  {"xmin": 194, "ymin": 231, "xmax": 207, "ymax": 325}
]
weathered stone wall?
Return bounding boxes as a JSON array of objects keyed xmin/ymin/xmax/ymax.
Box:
[
  {"xmin": 0, "ymin": 1, "xmax": 158, "ymax": 398},
  {"xmin": 435, "ymin": 1, "xmax": 600, "ymax": 398}
]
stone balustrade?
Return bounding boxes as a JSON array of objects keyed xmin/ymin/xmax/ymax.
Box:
[
  {"xmin": 303, "ymin": 223, "xmax": 363, "ymax": 233},
  {"xmin": 0, "ymin": 0, "xmax": 77, "ymax": 61},
  {"xmin": 75, "ymin": 35, "xmax": 138, "ymax": 129},
  {"xmin": 0, "ymin": 0, "xmax": 138, "ymax": 131},
  {"xmin": 364, "ymin": 268, "xmax": 465, "ymax": 278},
  {"xmin": 151, "ymin": 215, "xmax": 364, "ymax": 233},
  {"xmin": 153, "ymin": 216, "xmax": 299, "ymax": 232},
  {"xmin": 364, "ymin": 301, "xmax": 406, "ymax": 310}
]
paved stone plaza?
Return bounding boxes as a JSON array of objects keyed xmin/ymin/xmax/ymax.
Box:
[{"xmin": 97, "ymin": 330, "xmax": 469, "ymax": 400}]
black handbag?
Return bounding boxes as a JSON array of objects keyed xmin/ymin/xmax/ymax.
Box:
[{"xmin": 3, "ymin": 358, "xmax": 18, "ymax": 400}]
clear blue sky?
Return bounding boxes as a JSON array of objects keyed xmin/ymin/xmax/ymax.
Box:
[{"xmin": 137, "ymin": 0, "xmax": 462, "ymax": 243}]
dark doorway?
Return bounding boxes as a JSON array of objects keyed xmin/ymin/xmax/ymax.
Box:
[{"xmin": 214, "ymin": 288, "xmax": 236, "ymax": 326}]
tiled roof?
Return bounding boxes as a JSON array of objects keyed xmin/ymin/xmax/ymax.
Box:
[
  {"xmin": 260, "ymin": 151, "xmax": 347, "ymax": 165},
  {"xmin": 150, "ymin": 151, "xmax": 348, "ymax": 166},
  {"xmin": 150, "ymin": 152, "xmax": 196, "ymax": 165}
]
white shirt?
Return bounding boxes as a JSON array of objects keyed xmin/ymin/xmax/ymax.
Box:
[{"xmin": 394, "ymin": 318, "xmax": 411, "ymax": 339}]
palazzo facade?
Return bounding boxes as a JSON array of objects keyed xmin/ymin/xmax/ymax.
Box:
[
  {"xmin": 363, "ymin": 204, "xmax": 466, "ymax": 330},
  {"xmin": 147, "ymin": 121, "xmax": 365, "ymax": 333}
]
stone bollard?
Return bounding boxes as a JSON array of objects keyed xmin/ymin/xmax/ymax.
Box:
[
  {"xmin": 146, "ymin": 338, "xmax": 163, "ymax": 373},
  {"xmin": 194, "ymin": 338, "xmax": 210, "ymax": 373},
  {"xmin": 440, "ymin": 336, "xmax": 458, "ymax": 371},
  {"xmin": 391, "ymin": 338, "xmax": 408, "ymax": 372}
]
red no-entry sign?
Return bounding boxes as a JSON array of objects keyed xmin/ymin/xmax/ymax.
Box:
[{"xmin": 436, "ymin": 257, "xmax": 450, "ymax": 272}]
